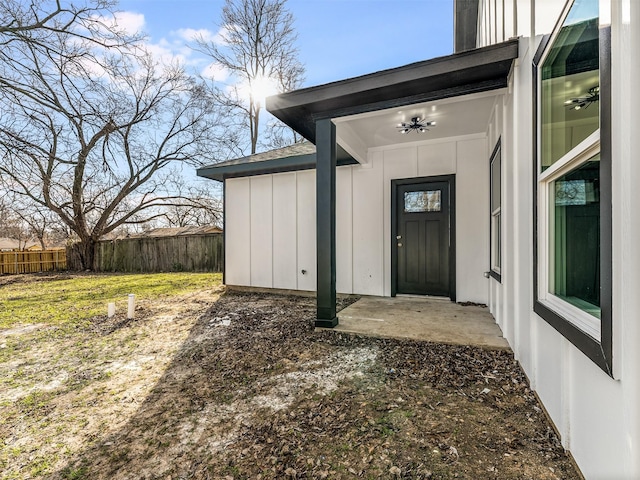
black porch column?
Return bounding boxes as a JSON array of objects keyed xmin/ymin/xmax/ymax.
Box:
[{"xmin": 315, "ymin": 118, "xmax": 338, "ymax": 327}]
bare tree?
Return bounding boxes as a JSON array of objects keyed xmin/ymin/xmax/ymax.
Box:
[
  {"xmin": 0, "ymin": 190, "xmax": 72, "ymax": 248},
  {"xmin": 196, "ymin": 0, "xmax": 305, "ymax": 154},
  {"xmin": 157, "ymin": 180, "xmax": 222, "ymax": 228},
  {"xmin": 0, "ymin": 0, "xmax": 138, "ymax": 53},
  {"xmin": 0, "ymin": 194, "xmax": 29, "ymax": 247},
  {"xmin": 12, "ymin": 202, "xmax": 62, "ymax": 249},
  {"xmin": 0, "ymin": 0, "xmax": 223, "ymax": 269}
]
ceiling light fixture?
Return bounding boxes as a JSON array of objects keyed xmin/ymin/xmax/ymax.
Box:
[
  {"xmin": 564, "ymin": 86, "xmax": 599, "ymax": 111},
  {"xmin": 397, "ymin": 116, "xmax": 436, "ymax": 134}
]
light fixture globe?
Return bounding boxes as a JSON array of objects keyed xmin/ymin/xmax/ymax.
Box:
[{"xmin": 397, "ymin": 116, "xmax": 436, "ymax": 134}]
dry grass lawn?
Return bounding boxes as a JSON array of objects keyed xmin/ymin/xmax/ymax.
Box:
[{"xmin": 0, "ymin": 273, "xmax": 581, "ymax": 479}]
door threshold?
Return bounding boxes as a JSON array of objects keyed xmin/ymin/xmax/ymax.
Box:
[{"xmin": 395, "ymin": 294, "xmax": 451, "ymax": 301}]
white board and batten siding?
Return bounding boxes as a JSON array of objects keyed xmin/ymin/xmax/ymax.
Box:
[
  {"xmin": 225, "ymin": 136, "xmax": 490, "ymax": 304},
  {"xmin": 225, "ymin": 171, "xmax": 316, "ymax": 291},
  {"xmin": 482, "ymin": 3, "xmax": 640, "ymax": 478}
]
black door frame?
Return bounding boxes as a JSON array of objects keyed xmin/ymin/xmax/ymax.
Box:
[{"xmin": 391, "ymin": 175, "xmax": 456, "ymax": 301}]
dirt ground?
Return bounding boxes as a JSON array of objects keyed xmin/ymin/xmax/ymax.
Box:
[{"xmin": 0, "ymin": 278, "xmax": 581, "ymax": 479}]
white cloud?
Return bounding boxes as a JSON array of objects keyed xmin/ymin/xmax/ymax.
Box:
[
  {"xmin": 173, "ymin": 26, "xmax": 232, "ymax": 46},
  {"xmin": 145, "ymin": 38, "xmax": 190, "ymax": 66},
  {"xmin": 175, "ymin": 28, "xmax": 216, "ymax": 43},
  {"xmin": 130, "ymin": 28, "xmax": 223, "ymax": 72},
  {"xmin": 75, "ymin": 55, "xmax": 108, "ymax": 79},
  {"xmin": 82, "ymin": 15, "xmax": 238, "ymax": 81},
  {"xmin": 213, "ymin": 26, "xmax": 233, "ymax": 45},
  {"xmin": 85, "ymin": 11, "xmax": 145, "ymax": 42},
  {"xmin": 95, "ymin": 11, "xmax": 145, "ymax": 36},
  {"xmin": 202, "ymin": 62, "xmax": 230, "ymax": 82},
  {"xmin": 113, "ymin": 11, "xmax": 146, "ymax": 35}
]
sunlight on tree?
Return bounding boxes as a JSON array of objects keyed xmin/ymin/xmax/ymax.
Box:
[
  {"xmin": 195, "ymin": 0, "xmax": 305, "ymax": 155},
  {"xmin": 240, "ymin": 75, "xmax": 279, "ymax": 109}
]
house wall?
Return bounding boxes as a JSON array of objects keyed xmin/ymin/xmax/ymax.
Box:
[
  {"xmin": 224, "ymin": 136, "xmax": 490, "ymax": 304},
  {"xmin": 477, "ymin": 0, "xmax": 513, "ymax": 46},
  {"xmin": 477, "ymin": 0, "xmax": 567, "ymax": 48},
  {"xmin": 486, "ymin": 1, "xmax": 640, "ymax": 478}
]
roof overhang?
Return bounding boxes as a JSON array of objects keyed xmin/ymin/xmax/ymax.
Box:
[
  {"xmin": 266, "ymin": 39, "xmax": 518, "ymax": 144},
  {"xmin": 197, "ymin": 147, "xmax": 357, "ymax": 182}
]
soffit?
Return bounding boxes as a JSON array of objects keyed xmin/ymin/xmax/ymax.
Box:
[{"xmin": 333, "ymin": 91, "xmax": 502, "ymax": 154}]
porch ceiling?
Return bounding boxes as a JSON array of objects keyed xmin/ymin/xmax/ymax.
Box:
[{"xmin": 333, "ymin": 91, "xmax": 503, "ymax": 157}]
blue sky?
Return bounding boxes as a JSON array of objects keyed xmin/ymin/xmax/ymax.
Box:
[{"xmin": 116, "ymin": 0, "xmax": 454, "ymax": 87}]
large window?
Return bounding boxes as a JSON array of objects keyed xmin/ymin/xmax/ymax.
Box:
[
  {"xmin": 533, "ymin": 0, "xmax": 612, "ymax": 374},
  {"xmin": 490, "ymin": 140, "xmax": 502, "ymax": 281}
]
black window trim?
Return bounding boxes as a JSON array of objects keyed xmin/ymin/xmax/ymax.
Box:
[
  {"xmin": 532, "ymin": 1, "xmax": 613, "ymax": 377},
  {"xmin": 489, "ymin": 137, "xmax": 502, "ymax": 283}
]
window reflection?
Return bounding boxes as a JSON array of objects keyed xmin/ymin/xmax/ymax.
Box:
[
  {"xmin": 549, "ymin": 157, "xmax": 600, "ymax": 318},
  {"xmin": 540, "ymin": 0, "xmax": 599, "ymax": 170},
  {"xmin": 404, "ymin": 190, "xmax": 441, "ymax": 213}
]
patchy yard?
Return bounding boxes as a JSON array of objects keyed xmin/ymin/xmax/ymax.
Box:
[{"xmin": 0, "ymin": 274, "xmax": 580, "ymax": 479}]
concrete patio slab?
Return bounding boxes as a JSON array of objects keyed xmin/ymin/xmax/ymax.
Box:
[{"xmin": 324, "ymin": 296, "xmax": 510, "ymax": 350}]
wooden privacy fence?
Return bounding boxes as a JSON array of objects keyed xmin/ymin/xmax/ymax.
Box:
[
  {"xmin": 92, "ymin": 233, "xmax": 223, "ymax": 273},
  {"xmin": 0, "ymin": 250, "xmax": 67, "ymax": 274}
]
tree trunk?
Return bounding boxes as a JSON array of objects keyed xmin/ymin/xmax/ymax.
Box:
[
  {"xmin": 78, "ymin": 237, "xmax": 97, "ymax": 271},
  {"xmin": 251, "ymin": 103, "xmax": 260, "ymax": 154}
]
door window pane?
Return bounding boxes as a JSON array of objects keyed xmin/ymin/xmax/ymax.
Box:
[
  {"xmin": 549, "ymin": 156, "xmax": 600, "ymax": 317},
  {"xmin": 540, "ymin": 0, "xmax": 599, "ymax": 170},
  {"xmin": 404, "ymin": 190, "xmax": 441, "ymax": 213}
]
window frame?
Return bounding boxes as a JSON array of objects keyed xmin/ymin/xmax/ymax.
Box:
[
  {"xmin": 489, "ymin": 138, "xmax": 502, "ymax": 282},
  {"xmin": 532, "ymin": 0, "xmax": 613, "ymax": 376}
]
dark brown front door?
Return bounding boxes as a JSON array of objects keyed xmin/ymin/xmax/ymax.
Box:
[{"xmin": 395, "ymin": 180, "xmax": 451, "ymax": 296}]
